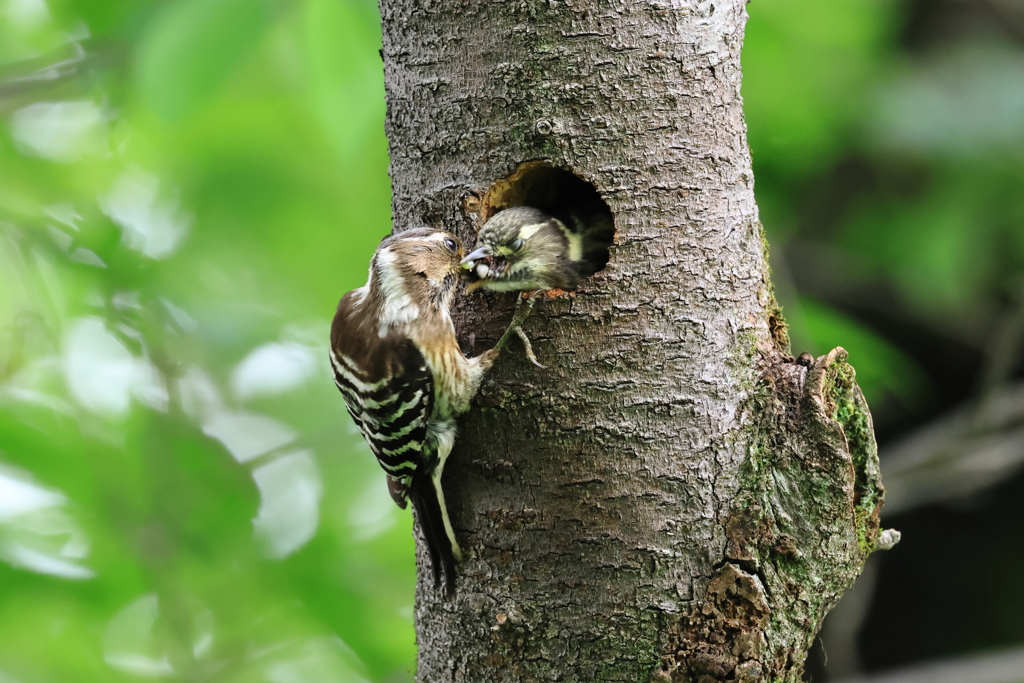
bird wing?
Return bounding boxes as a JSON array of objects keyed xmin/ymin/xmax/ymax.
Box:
[
  {"xmin": 331, "ymin": 337, "xmax": 458, "ymax": 591},
  {"xmin": 330, "ymin": 332, "xmax": 434, "ymax": 497},
  {"xmin": 330, "ymin": 292, "xmax": 458, "ymax": 592}
]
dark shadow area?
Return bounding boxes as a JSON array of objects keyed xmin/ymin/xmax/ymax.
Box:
[{"xmin": 861, "ymin": 467, "xmax": 1024, "ymax": 670}]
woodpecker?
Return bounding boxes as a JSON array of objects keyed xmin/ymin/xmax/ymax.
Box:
[
  {"xmin": 461, "ymin": 205, "xmax": 612, "ymax": 364},
  {"xmin": 330, "ymin": 228, "xmax": 497, "ymax": 594}
]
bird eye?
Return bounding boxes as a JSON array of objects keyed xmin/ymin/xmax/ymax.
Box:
[
  {"xmin": 511, "ymin": 237, "xmax": 524, "ymax": 252},
  {"xmin": 443, "ymin": 238, "xmax": 458, "ymax": 252}
]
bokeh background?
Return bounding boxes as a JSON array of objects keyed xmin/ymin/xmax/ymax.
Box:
[{"xmin": 0, "ymin": 1, "xmax": 1021, "ymax": 682}]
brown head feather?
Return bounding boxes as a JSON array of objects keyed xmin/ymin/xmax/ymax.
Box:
[{"xmin": 330, "ymin": 229, "xmax": 466, "ymax": 383}]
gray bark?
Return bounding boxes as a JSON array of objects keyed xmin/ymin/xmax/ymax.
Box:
[{"xmin": 377, "ymin": 1, "xmax": 888, "ymax": 681}]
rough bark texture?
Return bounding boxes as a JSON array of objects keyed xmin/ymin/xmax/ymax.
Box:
[{"xmin": 377, "ymin": 1, "xmax": 887, "ymax": 681}]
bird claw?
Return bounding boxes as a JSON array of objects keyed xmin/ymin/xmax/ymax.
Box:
[
  {"xmin": 495, "ymin": 295, "xmax": 546, "ymax": 368},
  {"xmin": 513, "ymin": 323, "xmax": 546, "ymax": 369}
]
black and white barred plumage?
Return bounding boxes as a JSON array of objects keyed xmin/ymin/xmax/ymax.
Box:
[
  {"xmin": 330, "ymin": 228, "xmax": 496, "ymax": 593},
  {"xmin": 330, "ymin": 342, "xmax": 431, "ymax": 481}
]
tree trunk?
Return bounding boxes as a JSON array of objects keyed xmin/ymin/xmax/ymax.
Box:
[{"xmin": 377, "ymin": 1, "xmax": 890, "ymax": 682}]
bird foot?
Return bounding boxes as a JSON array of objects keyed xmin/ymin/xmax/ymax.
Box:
[{"xmin": 495, "ymin": 294, "xmax": 545, "ymax": 368}]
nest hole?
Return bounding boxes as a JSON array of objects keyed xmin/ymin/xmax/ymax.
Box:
[{"xmin": 473, "ymin": 162, "xmax": 615, "ymax": 279}]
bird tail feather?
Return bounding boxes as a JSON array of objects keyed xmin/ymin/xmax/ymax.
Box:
[{"xmin": 410, "ymin": 475, "xmax": 456, "ymax": 596}]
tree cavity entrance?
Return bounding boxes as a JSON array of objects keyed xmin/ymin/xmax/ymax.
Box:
[{"xmin": 472, "ymin": 162, "xmax": 615, "ymax": 279}]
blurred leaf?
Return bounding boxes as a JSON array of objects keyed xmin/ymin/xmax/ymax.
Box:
[
  {"xmin": 744, "ymin": 0, "xmax": 895, "ymax": 177},
  {"xmin": 869, "ymin": 42, "xmax": 1024, "ymax": 159},
  {"xmin": 302, "ymin": 0, "xmax": 384, "ymax": 160},
  {"xmin": 839, "ymin": 162, "xmax": 1021, "ymax": 323},
  {"xmin": 135, "ymin": 0, "xmax": 274, "ymax": 120},
  {"xmin": 0, "ymin": 0, "xmax": 67, "ymax": 64}
]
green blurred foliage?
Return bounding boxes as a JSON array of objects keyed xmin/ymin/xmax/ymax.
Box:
[
  {"xmin": 746, "ymin": 0, "xmax": 1024, "ymax": 421},
  {"xmin": 136, "ymin": 0, "xmax": 275, "ymax": 120},
  {"xmin": 1, "ymin": 0, "xmax": 1021, "ymax": 680},
  {"xmin": 1, "ymin": 0, "xmax": 409, "ymax": 681},
  {"xmin": 744, "ymin": 0, "xmax": 897, "ymax": 181}
]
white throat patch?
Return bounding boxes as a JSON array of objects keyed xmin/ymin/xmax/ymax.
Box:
[{"xmin": 375, "ymin": 248, "xmax": 420, "ymax": 337}]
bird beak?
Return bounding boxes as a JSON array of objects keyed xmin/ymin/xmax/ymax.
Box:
[
  {"xmin": 460, "ymin": 247, "xmax": 490, "ymax": 269},
  {"xmin": 466, "ymin": 279, "xmax": 486, "ymax": 293}
]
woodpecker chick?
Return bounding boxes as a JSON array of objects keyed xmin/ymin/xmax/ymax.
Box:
[
  {"xmin": 461, "ymin": 205, "xmax": 609, "ymax": 292},
  {"xmin": 330, "ymin": 229, "xmax": 496, "ymax": 594},
  {"xmin": 461, "ymin": 205, "xmax": 612, "ymax": 363}
]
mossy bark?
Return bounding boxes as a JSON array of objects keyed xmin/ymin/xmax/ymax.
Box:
[{"xmin": 376, "ymin": 0, "xmax": 887, "ymax": 681}]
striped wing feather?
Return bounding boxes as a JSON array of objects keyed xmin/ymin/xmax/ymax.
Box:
[
  {"xmin": 331, "ymin": 344, "xmax": 432, "ymax": 474},
  {"xmin": 331, "ymin": 288, "xmax": 457, "ymax": 592},
  {"xmin": 330, "ymin": 296, "xmax": 434, "ymax": 505}
]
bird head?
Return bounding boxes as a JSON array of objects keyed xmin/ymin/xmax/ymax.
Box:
[
  {"xmin": 461, "ymin": 206, "xmax": 574, "ymax": 293},
  {"xmin": 374, "ymin": 228, "xmax": 466, "ymax": 302}
]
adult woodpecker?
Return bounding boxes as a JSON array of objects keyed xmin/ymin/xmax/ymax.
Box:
[
  {"xmin": 461, "ymin": 205, "xmax": 612, "ymax": 364},
  {"xmin": 330, "ymin": 228, "xmax": 497, "ymax": 594}
]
